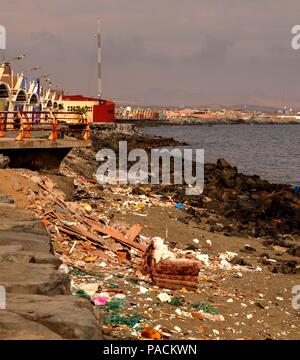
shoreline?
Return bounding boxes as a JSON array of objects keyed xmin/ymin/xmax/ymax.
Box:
[
  {"xmin": 0, "ymin": 128, "xmax": 299, "ymax": 340},
  {"xmin": 115, "ymin": 119, "xmax": 300, "ymax": 127}
]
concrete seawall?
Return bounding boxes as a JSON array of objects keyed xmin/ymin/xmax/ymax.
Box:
[{"xmin": 0, "ymin": 194, "xmax": 102, "ymax": 340}]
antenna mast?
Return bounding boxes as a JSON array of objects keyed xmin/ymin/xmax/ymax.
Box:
[
  {"xmin": 0, "ymin": 25, "xmax": 6, "ymax": 62},
  {"xmin": 97, "ymin": 18, "xmax": 102, "ymax": 99}
]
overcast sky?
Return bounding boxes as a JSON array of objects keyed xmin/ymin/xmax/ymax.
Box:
[{"xmin": 2, "ymin": 0, "xmax": 300, "ymax": 106}]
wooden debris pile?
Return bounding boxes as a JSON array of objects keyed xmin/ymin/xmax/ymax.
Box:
[{"xmin": 19, "ymin": 171, "xmax": 151, "ymax": 272}]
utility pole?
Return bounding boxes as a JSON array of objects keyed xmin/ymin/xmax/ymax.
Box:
[
  {"xmin": 0, "ymin": 25, "xmax": 6, "ymax": 63},
  {"xmin": 97, "ymin": 18, "xmax": 102, "ymax": 100}
]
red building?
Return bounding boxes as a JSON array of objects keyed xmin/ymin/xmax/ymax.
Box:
[{"xmin": 61, "ymin": 95, "xmax": 115, "ymax": 123}]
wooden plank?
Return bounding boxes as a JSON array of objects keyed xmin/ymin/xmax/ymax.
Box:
[
  {"xmin": 58, "ymin": 225, "xmax": 104, "ymax": 247},
  {"xmin": 125, "ymin": 224, "xmax": 143, "ymax": 242},
  {"xmin": 84, "ymin": 217, "xmax": 146, "ymax": 252}
]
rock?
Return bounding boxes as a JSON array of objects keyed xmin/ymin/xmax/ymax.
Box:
[
  {"xmin": 240, "ymin": 245, "xmax": 256, "ymax": 254},
  {"xmin": 7, "ymin": 294, "xmax": 102, "ymax": 339},
  {"xmin": 0, "ymin": 249, "xmax": 61, "ymax": 267},
  {"xmin": 217, "ymin": 158, "xmax": 232, "ymax": 169},
  {"xmin": 230, "ymin": 256, "xmax": 252, "ymax": 267},
  {"xmin": 0, "ymin": 193, "xmax": 14, "ymax": 204},
  {"xmin": 0, "ymin": 311, "xmax": 62, "ymax": 339},
  {"xmin": 288, "ymin": 245, "xmax": 300, "ymax": 257},
  {"xmin": 0, "ymin": 202, "xmax": 102, "ymax": 340},
  {"xmin": 0, "ymin": 231, "xmax": 51, "ymax": 252},
  {"xmin": 8, "ymin": 224, "xmax": 47, "ymax": 236},
  {"xmin": 0, "ymin": 155, "xmax": 10, "ymax": 169},
  {"xmin": 0, "ymin": 207, "xmax": 36, "ymax": 223},
  {"xmin": 12, "ymin": 182, "xmax": 23, "ymax": 192},
  {"xmin": 272, "ymin": 261, "xmax": 299, "ymax": 274},
  {"xmin": 0, "ymin": 263, "xmax": 70, "ymax": 295}
]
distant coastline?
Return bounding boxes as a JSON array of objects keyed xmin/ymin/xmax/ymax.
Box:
[{"xmin": 116, "ymin": 118, "xmax": 300, "ymax": 127}]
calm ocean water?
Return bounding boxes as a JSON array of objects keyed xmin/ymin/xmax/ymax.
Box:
[{"xmin": 142, "ymin": 124, "xmax": 300, "ymax": 185}]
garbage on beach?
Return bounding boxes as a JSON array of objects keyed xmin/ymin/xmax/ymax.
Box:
[
  {"xmin": 92, "ymin": 293, "xmax": 110, "ymax": 306},
  {"xmin": 157, "ymin": 292, "xmax": 172, "ymax": 303},
  {"xmin": 141, "ymin": 326, "xmax": 162, "ymax": 340},
  {"xmin": 142, "ymin": 237, "xmax": 203, "ymax": 291},
  {"xmin": 13, "ymin": 152, "xmax": 299, "ymax": 341},
  {"xmin": 175, "ymin": 203, "xmax": 187, "ymax": 211}
]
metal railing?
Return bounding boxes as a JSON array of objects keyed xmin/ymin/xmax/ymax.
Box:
[{"xmin": 0, "ymin": 111, "xmax": 91, "ymax": 141}]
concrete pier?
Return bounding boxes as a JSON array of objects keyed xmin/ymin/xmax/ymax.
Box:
[{"xmin": 0, "ymin": 138, "xmax": 91, "ymax": 171}]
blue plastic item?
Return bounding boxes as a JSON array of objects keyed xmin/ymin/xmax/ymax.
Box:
[{"xmin": 175, "ymin": 203, "xmax": 187, "ymax": 210}]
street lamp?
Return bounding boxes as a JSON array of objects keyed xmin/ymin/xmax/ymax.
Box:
[
  {"xmin": 21, "ymin": 65, "xmax": 41, "ymax": 74},
  {"xmin": 9, "ymin": 54, "xmax": 26, "ymax": 62},
  {"xmin": 45, "ymin": 79, "xmax": 52, "ymax": 87},
  {"xmin": 0, "ymin": 53, "xmax": 26, "ymax": 67},
  {"xmin": 38, "ymin": 74, "xmax": 49, "ymax": 79}
]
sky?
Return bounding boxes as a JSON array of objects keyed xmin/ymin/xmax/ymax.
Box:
[{"xmin": 1, "ymin": 0, "xmax": 300, "ymax": 107}]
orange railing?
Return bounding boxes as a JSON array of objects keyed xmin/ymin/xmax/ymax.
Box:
[{"xmin": 0, "ymin": 111, "xmax": 91, "ymax": 141}]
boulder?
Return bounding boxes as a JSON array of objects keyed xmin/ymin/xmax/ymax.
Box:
[
  {"xmin": 6, "ymin": 294, "xmax": 102, "ymax": 339},
  {"xmin": 0, "ymin": 311, "xmax": 61, "ymax": 340},
  {"xmin": 217, "ymin": 158, "xmax": 232, "ymax": 169},
  {"xmin": 0, "ymin": 262, "xmax": 70, "ymax": 295},
  {"xmin": 0, "ymin": 155, "xmax": 10, "ymax": 169}
]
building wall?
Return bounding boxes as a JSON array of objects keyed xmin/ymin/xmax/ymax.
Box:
[
  {"xmin": 55, "ymin": 97, "xmax": 115, "ymax": 123},
  {"xmin": 93, "ymin": 101, "xmax": 115, "ymax": 123},
  {"xmin": 62, "ymin": 100, "xmax": 99, "ymax": 122}
]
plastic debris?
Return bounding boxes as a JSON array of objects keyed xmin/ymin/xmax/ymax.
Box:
[
  {"xmin": 75, "ymin": 290, "xmax": 91, "ymax": 301},
  {"xmin": 169, "ymin": 297, "xmax": 184, "ymax": 306},
  {"xmin": 139, "ymin": 286, "xmax": 149, "ymax": 294},
  {"xmin": 189, "ymin": 301, "xmax": 220, "ymax": 315},
  {"xmin": 92, "ymin": 293, "xmax": 110, "ymax": 306},
  {"xmin": 82, "ymin": 203, "xmax": 92, "ymax": 212},
  {"xmin": 157, "ymin": 293, "xmax": 172, "ymax": 303},
  {"xmin": 141, "ymin": 327, "xmax": 162, "ymax": 340},
  {"xmin": 175, "ymin": 203, "xmax": 187, "ymax": 210},
  {"xmin": 104, "ymin": 314, "xmax": 144, "ymax": 328}
]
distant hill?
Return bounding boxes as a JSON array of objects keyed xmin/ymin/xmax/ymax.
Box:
[{"xmin": 115, "ymin": 88, "xmax": 300, "ymax": 111}]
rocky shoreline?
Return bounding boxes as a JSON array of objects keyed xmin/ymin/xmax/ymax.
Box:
[
  {"xmin": 0, "ymin": 128, "xmax": 299, "ymax": 340},
  {"xmin": 115, "ymin": 119, "xmax": 300, "ymax": 127},
  {"xmin": 91, "ymin": 128, "xmax": 300, "ymax": 239}
]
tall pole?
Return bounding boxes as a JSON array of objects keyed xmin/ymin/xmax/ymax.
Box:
[
  {"xmin": 0, "ymin": 25, "xmax": 6, "ymax": 63},
  {"xmin": 97, "ymin": 18, "xmax": 102, "ymax": 100}
]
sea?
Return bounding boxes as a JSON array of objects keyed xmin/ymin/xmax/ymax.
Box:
[{"xmin": 141, "ymin": 124, "xmax": 300, "ymax": 185}]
